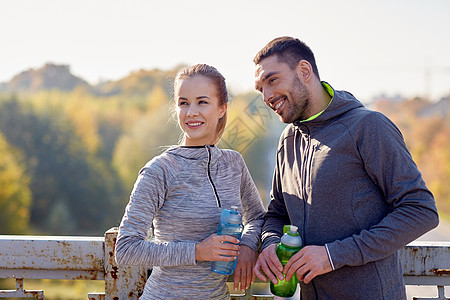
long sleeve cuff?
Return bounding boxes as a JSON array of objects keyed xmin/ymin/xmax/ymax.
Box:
[{"xmin": 325, "ymin": 244, "xmax": 335, "ymax": 271}]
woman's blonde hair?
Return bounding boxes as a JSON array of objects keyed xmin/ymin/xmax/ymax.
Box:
[{"xmin": 174, "ymin": 64, "xmax": 229, "ymax": 145}]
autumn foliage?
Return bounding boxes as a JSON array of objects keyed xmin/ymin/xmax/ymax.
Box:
[{"xmin": 0, "ymin": 63, "xmax": 448, "ymax": 234}]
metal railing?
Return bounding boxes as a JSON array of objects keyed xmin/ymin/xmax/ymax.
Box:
[{"xmin": 0, "ymin": 228, "xmax": 449, "ymax": 300}]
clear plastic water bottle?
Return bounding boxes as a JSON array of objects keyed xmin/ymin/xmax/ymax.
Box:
[
  {"xmin": 211, "ymin": 206, "xmax": 243, "ymax": 275},
  {"xmin": 270, "ymin": 225, "xmax": 303, "ymax": 298}
]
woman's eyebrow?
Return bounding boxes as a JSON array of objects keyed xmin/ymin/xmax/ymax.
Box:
[{"xmin": 178, "ymin": 96, "xmax": 211, "ymax": 101}]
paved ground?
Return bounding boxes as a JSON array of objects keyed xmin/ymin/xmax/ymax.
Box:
[{"xmin": 406, "ymin": 218, "xmax": 450, "ymax": 299}]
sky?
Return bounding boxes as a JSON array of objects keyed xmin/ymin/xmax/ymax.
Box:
[{"xmin": 1, "ymin": 0, "xmax": 449, "ymax": 102}]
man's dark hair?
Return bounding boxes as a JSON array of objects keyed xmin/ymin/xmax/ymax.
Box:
[{"xmin": 253, "ymin": 36, "xmax": 320, "ymax": 80}]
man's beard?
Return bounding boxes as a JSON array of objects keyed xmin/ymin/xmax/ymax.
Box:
[{"xmin": 280, "ymin": 74, "xmax": 311, "ymax": 123}]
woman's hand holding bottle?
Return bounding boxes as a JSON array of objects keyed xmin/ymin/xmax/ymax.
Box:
[{"xmin": 195, "ymin": 234, "xmax": 240, "ymax": 262}]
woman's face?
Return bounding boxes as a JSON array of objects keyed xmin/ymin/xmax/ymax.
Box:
[{"xmin": 175, "ymin": 75, "xmax": 226, "ymax": 146}]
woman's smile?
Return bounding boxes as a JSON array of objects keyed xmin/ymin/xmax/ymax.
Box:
[{"xmin": 186, "ymin": 120, "xmax": 204, "ymax": 128}]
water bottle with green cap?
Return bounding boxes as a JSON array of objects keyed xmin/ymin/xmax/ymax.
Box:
[{"xmin": 270, "ymin": 225, "xmax": 303, "ymax": 297}]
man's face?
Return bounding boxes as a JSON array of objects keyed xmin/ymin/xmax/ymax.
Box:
[{"xmin": 255, "ymin": 55, "xmax": 311, "ymax": 123}]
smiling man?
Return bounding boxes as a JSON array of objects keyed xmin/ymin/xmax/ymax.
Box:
[{"xmin": 253, "ymin": 36, "xmax": 439, "ymax": 300}]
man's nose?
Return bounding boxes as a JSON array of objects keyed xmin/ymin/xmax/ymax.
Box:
[{"xmin": 263, "ymin": 88, "xmax": 274, "ymax": 105}]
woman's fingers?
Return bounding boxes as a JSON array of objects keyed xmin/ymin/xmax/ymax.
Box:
[
  {"xmin": 195, "ymin": 233, "xmax": 241, "ymax": 261},
  {"xmin": 219, "ymin": 234, "xmax": 240, "ymax": 245}
]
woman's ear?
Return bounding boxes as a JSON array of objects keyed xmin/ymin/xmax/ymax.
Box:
[{"xmin": 219, "ymin": 103, "xmax": 227, "ymax": 119}]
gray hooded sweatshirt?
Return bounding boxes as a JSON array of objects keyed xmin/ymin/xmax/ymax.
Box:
[
  {"xmin": 262, "ymin": 83, "xmax": 439, "ymax": 300},
  {"xmin": 115, "ymin": 145, "xmax": 266, "ymax": 299}
]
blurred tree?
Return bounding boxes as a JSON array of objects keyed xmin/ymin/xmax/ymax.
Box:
[
  {"xmin": 219, "ymin": 93, "xmax": 266, "ymax": 153},
  {"xmin": 46, "ymin": 198, "xmax": 77, "ymax": 233},
  {"xmin": 413, "ymin": 117, "xmax": 450, "ymax": 217},
  {"xmin": 0, "ymin": 97, "xmax": 122, "ymax": 234},
  {"xmin": 113, "ymin": 104, "xmax": 179, "ymax": 195},
  {"xmin": 95, "ymin": 68, "xmax": 173, "ymax": 99},
  {"xmin": 97, "ymin": 110, "xmax": 126, "ymax": 162},
  {"xmin": 30, "ymin": 90, "xmax": 102, "ymax": 155},
  {"xmin": 0, "ymin": 132, "xmax": 32, "ymax": 234},
  {"xmin": 147, "ymin": 85, "xmax": 170, "ymax": 112},
  {"xmin": 64, "ymin": 91, "xmax": 102, "ymax": 155}
]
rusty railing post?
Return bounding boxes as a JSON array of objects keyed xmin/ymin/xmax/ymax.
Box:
[{"xmin": 104, "ymin": 227, "xmax": 147, "ymax": 299}]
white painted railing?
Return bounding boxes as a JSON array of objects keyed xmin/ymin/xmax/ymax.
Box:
[
  {"xmin": 0, "ymin": 228, "xmax": 146, "ymax": 299},
  {"xmin": 0, "ymin": 228, "xmax": 449, "ymax": 299},
  {"xmin": 401, "ymin": 241, "xmax": 450, "ymax": 300}
]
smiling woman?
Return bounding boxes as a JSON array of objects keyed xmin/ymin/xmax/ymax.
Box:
[
  {"xmin": 174, "ymin": 64, "xmax": 228, "ymax": 146},
  {"xmin": 114, "ymin": 64, "xmax": 266, "ymax": 299}
]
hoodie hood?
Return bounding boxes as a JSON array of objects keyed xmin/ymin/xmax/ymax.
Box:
[{"xmin": 293, "ymin": 83, "xmax": 365, "ymax": 127}]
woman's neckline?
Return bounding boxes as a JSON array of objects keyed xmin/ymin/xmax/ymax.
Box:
[{"xmin": 179, "ymin": 145, "xmax": 215, "ymax": 149}]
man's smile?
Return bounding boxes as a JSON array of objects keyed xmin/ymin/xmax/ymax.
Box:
[{"xmin": 270, "ymin": 96, "xmax": 287, "ymax": 114}]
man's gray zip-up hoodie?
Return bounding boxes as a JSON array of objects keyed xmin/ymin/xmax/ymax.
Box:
[
  {"xmin": 262, "ymin": 84, "xmax": 439, "ymax": 300},
  {"xmin": 115, "ymin": 145, "xmax": 265, "ymax": 299}
]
